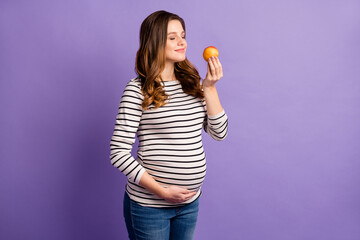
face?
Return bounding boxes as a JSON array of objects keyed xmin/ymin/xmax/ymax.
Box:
[{"xmin": 165, "ymin": 20, "xmax": 187, "ymax": 63}]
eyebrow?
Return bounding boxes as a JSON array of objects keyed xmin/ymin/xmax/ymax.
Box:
[{"xmin": 167, "ymin": 31, "xmax": 185, "ymax": 35}]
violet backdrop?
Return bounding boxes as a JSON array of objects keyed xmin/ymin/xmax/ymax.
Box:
[{"xmin": 1, "ymin": 0, "xmax": 359, "ymax": 239}]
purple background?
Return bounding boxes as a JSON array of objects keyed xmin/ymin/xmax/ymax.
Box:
[{"xmin": 1, "ymin": 0, "xmax": 360, "ymax": 239}]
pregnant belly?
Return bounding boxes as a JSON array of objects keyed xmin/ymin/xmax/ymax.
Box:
[{"xmin": 141, "ymin": 155, "xmax": 207, "ymax": 192}]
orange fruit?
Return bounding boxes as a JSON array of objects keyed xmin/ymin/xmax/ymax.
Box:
[{"xmin": 203, "ymin": 46, "xmax": 219, "ymax": 61}]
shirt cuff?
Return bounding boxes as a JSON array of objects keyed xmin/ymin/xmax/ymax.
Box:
[{"xmin": 208, "ymin": 109, "xmax": 226, "ymax": 120}]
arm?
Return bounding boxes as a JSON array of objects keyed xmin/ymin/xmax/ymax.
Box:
[
  {"xmin": 202, "ymin": 56, "xmax": 228, "ymax": 140},
  {"xmin": 110, "ymin": 79, "xmax": 146, "ymax": 184},
  {"xmin": 202, "ymin": 56, "xmax": 224, "ymax": 115}
]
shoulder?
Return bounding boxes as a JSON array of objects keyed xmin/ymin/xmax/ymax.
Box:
[
  {"xmin": 126, "ymin": 77, "xmax": 142, "ymax": 89},
  {"xmin": 124, "ymin": 77, "xmax": 142, "ymax": 92},
  {"xmin": 122, "ymin": 77, "xmax": 144, "ymax": 99}
]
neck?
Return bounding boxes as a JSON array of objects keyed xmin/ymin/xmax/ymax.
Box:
[{"xmin": 161, "ymin": 61, "xmax": 176, "ymax": 81}]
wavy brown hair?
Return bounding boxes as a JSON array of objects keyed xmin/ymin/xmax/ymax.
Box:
[{"xmin": 135, "ymin": 10, "xmax": 204, "ymax": 110}]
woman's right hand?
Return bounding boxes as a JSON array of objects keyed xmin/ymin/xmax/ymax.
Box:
[
  {"xmin": 138, "ymin": 171, "xmax": 197, "ymax": 203},
  {"xmin": 161, "ymin": 186, "xmax": 197, "ymax": 203}
]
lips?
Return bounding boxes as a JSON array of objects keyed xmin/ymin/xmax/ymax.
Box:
[{"xmin": 175, "ymin": 48, "xmax": 185, "ymax": 53}]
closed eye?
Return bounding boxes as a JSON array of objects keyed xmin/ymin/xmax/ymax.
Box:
[{"xmin": 168, "ymin": 34, "xmax": 186, "ymax": 41}]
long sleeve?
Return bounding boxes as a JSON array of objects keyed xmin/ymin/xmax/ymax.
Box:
[
  {"xmin": 110, "ymin": 79, "xmax": 145, "ymax": 184},
  {"xmin": 203, "ymin": 105, "xmax": 228, "ymax": 141}
]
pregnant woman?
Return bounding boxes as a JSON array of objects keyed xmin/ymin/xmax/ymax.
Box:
[{"xmin": 110, "ymin": 10, "xmax": 228, "ymax": 240}]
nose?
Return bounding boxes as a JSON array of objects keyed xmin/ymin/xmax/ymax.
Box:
[{"xmin": 178, "ymin": 37, "xmax": 185, "ymax": 46}]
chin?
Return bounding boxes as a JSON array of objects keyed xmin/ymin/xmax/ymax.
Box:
[
  {"xmin": 176, "ymin": 55, "xmax": 186, "ymax": 62},
  {"xmin": 178, "ymin": 57, "xmax": 186, "ymax": 62},
  {"xmin": 166, "ymin": 54, "xmax": 186, "ymax": 63}
]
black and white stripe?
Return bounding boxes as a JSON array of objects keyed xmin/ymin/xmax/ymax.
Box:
[{"xmin": 110, "ymin": 78, "xmax": 228, "ymax": 207}]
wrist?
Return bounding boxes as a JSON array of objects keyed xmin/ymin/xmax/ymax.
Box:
[
  {"xmin": 202, "ymin": 85, "xmax": 217, "ymax": 92},
  {"xmin": 156, "ymin": 186, "xmax": 168, "ymax": 199},
  {"xmin": 139, "ymin": 171, "xmax": 168, "ymax": 199}
]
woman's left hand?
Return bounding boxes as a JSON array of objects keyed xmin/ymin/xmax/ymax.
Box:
[{"xmin": 202, "ymin": 56, "xmax": 223, "ymax": 89}]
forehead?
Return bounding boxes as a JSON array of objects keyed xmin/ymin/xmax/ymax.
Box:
[{"xmin": 167, "ymin": 20, "xmax": 184, "ymax": 33}]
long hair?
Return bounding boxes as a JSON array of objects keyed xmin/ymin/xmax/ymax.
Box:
[{"xmin": 135, "ymin": 10, "xmax": 204, "ymax": 110}]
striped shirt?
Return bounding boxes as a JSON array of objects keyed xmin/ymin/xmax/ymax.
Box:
[{"xmin": 110, "ymin": 77, "xmax": 228, "ymax": 207}]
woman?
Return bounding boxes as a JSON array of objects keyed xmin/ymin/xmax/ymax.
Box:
[{"xmin": 110, "ymin": 10, "xmax": 228, "ymax": 240}]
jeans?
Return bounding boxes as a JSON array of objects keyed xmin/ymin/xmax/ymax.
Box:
[{"xmin": 123, "ymin": 192, "xmax": 199, "ymax": 240}]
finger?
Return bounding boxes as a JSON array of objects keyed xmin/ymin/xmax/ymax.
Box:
[
  {"xmin": 206, "ymin": 61, "xmax": 211, "ymax": 74},
  {"xmin": 173, "ymin": 185, "xmax": 188, "ymax": 191},
  {"xmin": 215, "ymin": 56, "xmax": 223, "ymax": 76},
  {"xmin": 205, "ymin": 63, "xmax": 213, "ymax": 80},
  {"xmin": 177, "ymin": 190, "xmax": 191, "ymax": 196},
  {"xmin": 183, "ymin": 191, "xmax": 196, "ymax": 199},
  {"xmin": 178, "ymin": 187, "xmax": 191, "ymax": 194},
  {"xmin": 210, "ymin": 57, "xmax": 221, "ymax": 79},
  {"xmin": 212, "ymin": 57, "xmax": 222, "ymax": 78},
  {"xmin": 210, "ymin": 57, "xmax": 218, "ymax": 75},
  {"xmin": 208, "ymin": 57, "xmax": 216, "ymax": 77}
]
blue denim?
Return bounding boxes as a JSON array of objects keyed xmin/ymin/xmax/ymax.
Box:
[{"xmin": 123, "ymin": 192, "xmax": 199, "ymax": 240}]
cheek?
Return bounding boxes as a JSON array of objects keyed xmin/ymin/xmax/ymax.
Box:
[
  {"xmin": 168, "ymin": 41, "xmax": 176, "ymax": 49},
  {"xmin": 166, "ymin": 43, "xmax": 176, "ymax": 54},
  {"xmin": 166, "ymin": 47, "xmax": 173, "ymax": 55}
]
